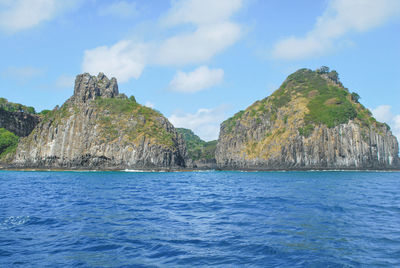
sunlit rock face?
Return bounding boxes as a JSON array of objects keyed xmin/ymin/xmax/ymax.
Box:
[
  {"xmin": 216, "ymin": 68, "xmax": 400, "ymax": 170},
  {"xmin": 13, "ymin": 73, "xmax": 187, "ymax": 170}
]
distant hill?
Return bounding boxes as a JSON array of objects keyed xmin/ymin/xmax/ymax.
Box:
[{"xmin": 176, "ymin": 128, "xmax": 217, "ymax": 169}]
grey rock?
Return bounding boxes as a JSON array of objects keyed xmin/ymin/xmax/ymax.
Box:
[
  {"xmin": 0, "ymin": 110, "xmax": 40, "ymax": 137},
  {"xmin": 68, "ymin": 72, "xmax": 119, "ymax": 104},
  {"xmin": 216, "ymin": 120, "xmax": 400, "ymax": 170},
  {"xmin": 11, "ymin": 73, "xmax": 187, "ymax": 170}
]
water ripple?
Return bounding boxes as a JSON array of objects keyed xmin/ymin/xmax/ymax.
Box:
[{"xmin": 0, "ymin": 170, "xmax": 399, "ymax": 267}]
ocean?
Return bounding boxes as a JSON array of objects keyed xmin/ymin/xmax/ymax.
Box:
[{"xmin": 1, "ymin": 170, "xmax": 399, "ymax": 267}]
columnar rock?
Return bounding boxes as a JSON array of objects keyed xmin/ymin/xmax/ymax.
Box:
[
  {"xmin": 12, "ymin": 73, "xmax": 187, "ymax": 170},
  {"xmin": 216, "ymin": 68, "xmax": 400, "ymax": 170}
]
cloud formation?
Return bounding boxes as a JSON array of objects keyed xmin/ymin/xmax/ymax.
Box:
[
  {"xmin": 98, "ymin": 1, "xmax": 137, "ymax": 18},
  {"xmin": 144, "ymin": 101, "xmax": 155, "ymax": 109},
  {"xmin": 272, "ymin": 0, "xmax": 400, "ymax": 60},
  {"xmin": 0, "ymin": 0, "xmax": 77, "ymax": 33},
  {"xmin": 168, "ymin": 106, "xmax": 228, "ymax": 141},
  {"xmin": 82, "ymin": 0, "xmax": 242, "ymax": 83},
  {"xmin": 83, "ymin": 41, "xmax": 148, "ymax": 83},
  {"xmin": 372, "ymin": 105, "xmax": 400, "ymax": 142},
  {"xmin": 169, "ymin": 66, "xmax": 223, "ymax": 93}
]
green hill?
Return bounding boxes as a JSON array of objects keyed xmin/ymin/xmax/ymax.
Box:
[
  {"xmin": 216, "ymin": 67, "xmax": 399, "ymax": 170},
  {"xmin": 176, "ymin": 128, "xmax": 217, "ymax": 160}
]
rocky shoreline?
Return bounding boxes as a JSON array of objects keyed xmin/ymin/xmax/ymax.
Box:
[{"xmin": 1, "ymin": 68, "xmax": 399, "ymax": 171}]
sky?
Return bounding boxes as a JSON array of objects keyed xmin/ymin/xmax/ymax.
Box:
[{"xmin": 0, "ymin": 0, "xmax": 399, "ymax": 141}]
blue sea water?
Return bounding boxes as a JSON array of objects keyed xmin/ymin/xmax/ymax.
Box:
[{"xmin": 0, "ymin": 171, "xmax": 400, "ymax": 267}]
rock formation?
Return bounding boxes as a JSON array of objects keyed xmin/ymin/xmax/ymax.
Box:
[
  {"xmin": 216, "ymin": 68, "xmax": 400, "ymax": 170},
  {"xmin": 0, "ymin": 110, "xmax": 40, "ymax": 137},
  {"xmin": 11, "ymin": 73, "xmax": 187, "ymax": 170}
]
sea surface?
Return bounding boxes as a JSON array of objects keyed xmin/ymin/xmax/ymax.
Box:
[{"xmin": 1, "ymin": 171, "xmax": 400, "ymax": 267}]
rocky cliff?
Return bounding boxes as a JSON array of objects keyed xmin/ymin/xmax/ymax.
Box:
[
  {"xmin": 0, "ymin": 98, "xmax": 40, "ymax": 137},
  {"xmin": 216, "ymin": 68, "xmax": 400, "ymax": 170},
  {"xmin": 11, "ymin": 73, "xmax": 187, "ymax": 170}
]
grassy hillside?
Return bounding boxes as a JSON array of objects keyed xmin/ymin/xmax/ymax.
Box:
[
  {"xmin": 223, "ymin": 67, "xmax": 386, "ymax": 134},
  {"xmin": 219, "ymin": 67, "xmax": 391, "ymax": 161},
  {"xmin": 176, "ymin": 128, "xmax": 216, "ymax": 160},
  {"xmin": 37, "ymin": 95, "xmax": 176, "ymax": 149}
]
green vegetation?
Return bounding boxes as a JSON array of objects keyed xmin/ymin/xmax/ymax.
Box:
[
  {"xmin": 40, "ymin": 103, "xmax": 73, "ymax": 124},
  {"xmin": 0, "ymin": 128, "xmax": 19, "ymax": 159},
  {"xmin": 316, "ymin": 66, "xmax": 330, "ymax": 74},
  {"xmin": 268, "ymin": 68, "xmax": 360, "ymax": 128},
  {"xmin": 298, "ymin": 124, "xmax": 315, "ymax": 138},
  {"xmin": 38, "ymin": 109, "xmax": 51, "ymax": 116},
  {"xmin": 95, "ymin": 97, "xmax": 140, "ymax": 114},
  {"xmin": 176, "ymin": 128, "xmax": 217, "ymax": 160},
  {"xmin": 0, "ymin": 98, "xmax": 36, "ymax": 114},
  {"xmin": 129, "ymin": 96, "xmax": 136, "ymax": 102},
  {"xmin": 351, "ymin": 92, "xmax": 360, "ymax": 103},
  {"xmin": 305, "ymin": 87, "xmax": 357, "ymax": 128},
  {"xmin": 95, "ymin": 97, "xmax": 175, "ymax": 148},
  {"xmin": 223, "ymin": 110, "xmax": 245, "ymax": 133},
  {"xmin": 219, "ymin": 67, "xmax": 386, "ymax": 138}
]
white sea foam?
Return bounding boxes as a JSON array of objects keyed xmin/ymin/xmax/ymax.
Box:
[{"xmin": 0, "ymin": 216, "xmax": 30, "ymax": 230}]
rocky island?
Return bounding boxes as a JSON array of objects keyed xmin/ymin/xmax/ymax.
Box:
[
  {"xmin": 216, "ymin": 67, "xmax": 400, "ymax": 170},
  {"xmin": 2, "ymin": 73, "xmax": 187, "ymax": 170},
  {"xmin": 0, "ymin": 67, "xmax": 399, "ymax": 171}
]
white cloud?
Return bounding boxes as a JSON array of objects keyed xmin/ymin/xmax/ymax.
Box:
[
  {"xmin": 82, "ymin": 0, "xmax": 242, "ymax": 83},
  {"xmin": 272, "ymin": 0, "xmax": 400, "ymax": 60},
  {"xmin": 394, "ymin": 115, "xmax": 400, "ymax": 138},
  {"xmin": 144, "ymin": 101, "xmax": 154, "ymax": 109},
  {"xmin": 98, "ymin": 1, "xmax": 137, "ymax": 18},
  {"xmin": 56, "ymin": 75, "xmax": 75, "ymax": 88},
  {"xmin": 162, "ymin": 0, "xmax": 242, "ymax": 26},
  {"xmin": 371, "ymin": 105, "xmax": 392, "ymax": 122},
  {"xmin": 169, "ymin": 66, "xmax": 223, "ymax": 93},
  {"xmin": 82, "ymin": 40, "xmax": 148, "ymax": 83},
  {"xmin": 0, "ymin": 0, "xmax": 78, "ymax": 33},
  {"xmin": 1, "ymin": 66, "xmax": 43, "ymax": 80},
  {"xmin": 155, "ymin": 22, "xmax": 241, "ymax": 66},
  {"xmin": 168, "ymin": 106, "xmax": 228, "ymax": 141},
  {"xmin": 372, "ymin": 105, "xmax": 400, "ymax": 142}
]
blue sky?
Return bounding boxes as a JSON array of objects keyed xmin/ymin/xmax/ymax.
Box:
[{"xmin": 0, "ymin": 0, "xmax": 399, "ymax": 141}]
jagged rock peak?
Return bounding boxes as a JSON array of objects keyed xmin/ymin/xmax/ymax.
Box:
[{"xmin": 70, "ymin": 72, "xmax": 119, "ymax": 104}]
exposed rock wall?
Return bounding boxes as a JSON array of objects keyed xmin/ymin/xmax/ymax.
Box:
[
  {"xmin": 0, "ymin": 110, "xmax": 40, "ymax": 137},
  {"xmin": 12, "ymin": 73, "xmax": 187, "ymax": 170},
  {"xmin": 216, "ymin": 120, "xmax": 399, "ymax": 170}
]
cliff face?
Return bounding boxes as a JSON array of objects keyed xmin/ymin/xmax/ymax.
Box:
[
  {"xmin": 216, "ymin": 68, "xmax": 400, "ymax": 170},
  {"xmin": 0, "ymin": 109, "xmax": 40, "ymax": 137},
  {"xmin": 12, "ymin": 73, "xmax": 187, "ymax": 170}
]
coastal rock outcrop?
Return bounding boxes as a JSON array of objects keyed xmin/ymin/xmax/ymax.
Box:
[
  {"xmin": 216, "ymin": 68, "xmax": 400, "ymax": 170},
  {"xmin": 12, "ymin": 73, "xmax": 187, "ymax": 170}
]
